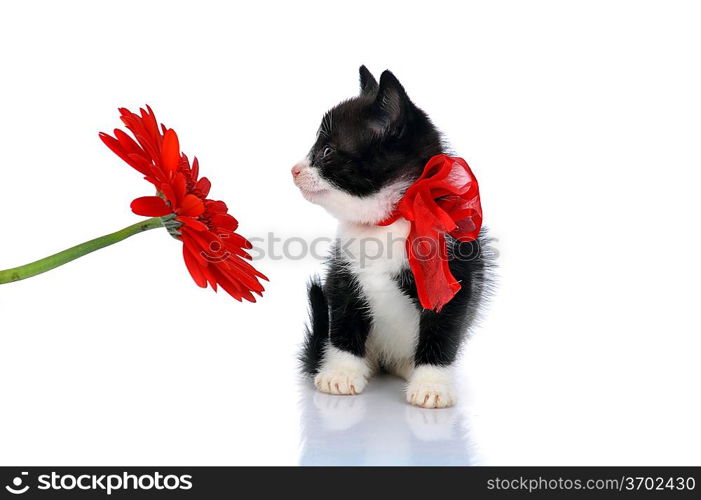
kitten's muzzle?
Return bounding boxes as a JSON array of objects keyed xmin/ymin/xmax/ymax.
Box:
[{"xmin": 291, "ymin": 160, "xmax": 330, "ymax": 197}]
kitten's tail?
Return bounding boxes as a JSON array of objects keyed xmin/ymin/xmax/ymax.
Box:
[{"xmin": 299, "ymin": 276, "xmax": 329, "ymax": 375}]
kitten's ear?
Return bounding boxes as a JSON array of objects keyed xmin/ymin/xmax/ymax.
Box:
[
  {"xmin": 359, "ymin": 65, "xmax": 378, "ymax": 95},
  {"xmin": 370, "ymin": 70, "xmax": 408, "ymax": 133}
]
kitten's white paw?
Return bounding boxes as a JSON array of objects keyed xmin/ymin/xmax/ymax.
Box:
[
  {"xmin": 314, "ymin": 346, "xmax": 370, "ymax": 395},
  {"xmin": 314, "ymin": 370, "xmax": 367, "ymax": 395},
  {"xmin": 406, "ymin": 365, "xmax": 456, "ymax": 409}
]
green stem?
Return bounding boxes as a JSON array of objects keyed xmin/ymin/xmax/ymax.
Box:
[{"xmin": 0, "ymin": 217, "xmax": 164, "ymax": 284}]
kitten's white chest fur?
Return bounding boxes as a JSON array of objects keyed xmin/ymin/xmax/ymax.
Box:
[{"xmin": 337, "ymin": 219, "xmax": 420, "ymax": 374}]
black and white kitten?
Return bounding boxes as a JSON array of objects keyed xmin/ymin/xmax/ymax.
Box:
[{"xmin": 293, "ymin": 67, "xmax": 490, "ymax": 408}]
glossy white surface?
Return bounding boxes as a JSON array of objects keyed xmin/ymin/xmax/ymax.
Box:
[
  {"xmin": 1, "ymin": 0, "xmax": 700, "ymax": 466},
  {"xmin": 299, "ymin": 377, "xmax": 475, "ymax": 466}
]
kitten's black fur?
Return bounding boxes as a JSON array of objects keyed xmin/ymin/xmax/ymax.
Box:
[
  {"xmin": 307, "ymin": 68, "xmax": 443, "ymax": 197},
  {"xmin": 300, "ymin": 67, "xmax": 492, "ymax": 376}
]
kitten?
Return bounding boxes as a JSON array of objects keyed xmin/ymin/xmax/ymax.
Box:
[{"xmin": 293, "ymin": 66, "xmax": 491, "ymax": 408}]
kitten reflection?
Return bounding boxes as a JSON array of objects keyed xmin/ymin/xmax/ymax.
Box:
[{"xmin": 299, "ymin": 376, "xmax": 475, "ymax": 465}]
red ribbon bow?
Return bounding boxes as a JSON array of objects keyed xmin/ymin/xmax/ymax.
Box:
[{"xmin": 379, "ymin": 154, "xmax": 482, "ymax": 312}]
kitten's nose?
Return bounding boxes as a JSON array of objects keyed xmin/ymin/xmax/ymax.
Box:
[{"xmin": 291, "ymin": 163, "xmax": 302, "ymax": 178}]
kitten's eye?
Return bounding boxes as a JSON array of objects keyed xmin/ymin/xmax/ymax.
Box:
[{"xmin": 322, "ymin": 146, "xmax": 333, "ymax": 158}]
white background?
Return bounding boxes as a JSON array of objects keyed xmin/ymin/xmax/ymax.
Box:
[{"xmin": 1, "ymin": 0, "xmax": 700, "ymax": 466}]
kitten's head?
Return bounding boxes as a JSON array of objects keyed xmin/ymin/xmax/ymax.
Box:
[{"xmin": 292, "ymin": 66, "xmax": 443, "ymax": 224}]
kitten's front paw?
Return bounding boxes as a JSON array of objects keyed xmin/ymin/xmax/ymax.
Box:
[
  {"xmin": 406, "ymin": 365, "xmax": 456, "ymax": 409},
  {"xmin": 314, "ymin": 370, "xmax": 367, "ymax": 395},
  {"xmin": 314, "ymin": 346, "xmax": 370, "ymax": 395}
]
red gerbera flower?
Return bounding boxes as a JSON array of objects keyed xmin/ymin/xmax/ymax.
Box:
[{"xmin": 99, "ymin": 106, "xmax": 267, "ymax": 302}]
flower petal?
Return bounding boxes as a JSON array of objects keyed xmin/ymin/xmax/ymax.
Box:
[
  {"xmin": 159, "ymin": 182, "xmax": 176, "ymax": 206},
  {"xmin": 130, "ymin": 196, "xmax": 171, "ymax": 217},
  {"xmin": 183, "ymin": 244, "xmax": 208, "ymax": 288},
  {"xmin": 172, "ymin": 172, "xmax": 187, "ymax": 203},
  {"xmin": 212, "ymin": 213, "xmax": 238, "ymax": 231},
  {"xmin": 113, "ymin": 129, "xmax": 143, "ymax": 156},
  {"xmin": 125, "ymin": 153, "xmax": 154, "ymax": 176},
  {"xmin": 206, "ymin": 200, "xmax": 228, "ymax": 214},
  {"xmin": 162, "ymin": 128, "xmax": 180, "ymax": 171},
  {"xmin": 178, "ymin": 194, "xmax": 205, "ymax": 217},
  {"xmin": 177, "ymin": 216, "xmax": 209, "ymax": 232},
  {"xmin": 99, "ymin": 132, "xmax": 132, "ymax": 165},
  {"xmin": 192, "ymin": 157, "xmax": 200, "ymax": 180},
  {"xmin": 196, "ymin": 177, "xmax": 211, "ymax": 197}
]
